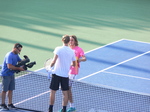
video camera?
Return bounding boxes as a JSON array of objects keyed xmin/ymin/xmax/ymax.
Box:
[{"xmin": 15, "ymin": 55, "xmax": 36, "ymax": 73}]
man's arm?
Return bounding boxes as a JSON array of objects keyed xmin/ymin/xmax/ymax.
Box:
[
  {"xmin": 78, "ymin": 55, "xmax": 86, "ymax": 62},
  {"xmin": 72, "ymin": 61, "xmax": 76, "ymax": 67},
  {"xmin": 7, "ymin": 64, "xmax": 25, "ymax": 71},
  {"xmin": 50, "ymin": 54, "xmax": 58, "ymax": 67}
]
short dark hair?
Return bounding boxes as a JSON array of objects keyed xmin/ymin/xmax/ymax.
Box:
[
  {"xmin": 62, "ymin": 35, "xmax": 70, "ymax": 44},
  {"xmin": 14, "ymin": 43, "xmax": 23, "ymax": 48}
]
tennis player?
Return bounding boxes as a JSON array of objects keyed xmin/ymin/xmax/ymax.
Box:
[
  {"xmin": 0, "ymin": 43, "xmax": 25, "ymax": 110},
  {"xmin": 67, "ymin": 35, "xmax": 86, "ymax": 112},
  {"xmin": 48, "ymin": 35, "xmax": 76, "ymax": 112}
]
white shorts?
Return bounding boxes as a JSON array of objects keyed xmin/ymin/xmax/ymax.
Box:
[{"xmin": 69, "ymin": 74, "xmax": 77, "ymax": 87}]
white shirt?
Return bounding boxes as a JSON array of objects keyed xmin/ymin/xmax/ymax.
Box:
[{"xmin": 53, "ymin": 46, "xmax": 76, "ymax": 77}]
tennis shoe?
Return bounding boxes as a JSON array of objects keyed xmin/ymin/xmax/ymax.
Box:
[
  {"xmin": 67, "ymin": 107, "xmax": 76, "ymax": 112},
  {"xmin": 0, "ymin": 104, "xmax": 9, "ymax": 110},
  {"xmin": 59, "ymin": 109, "xmax": 63, "ymax": 112},
  {"xmin": 8, "ymin": 103, "xmax": 16, "ymax": 109},
  {"xmin": 59, "ymin": 109, "xmax": 66, "ymax": 112}
]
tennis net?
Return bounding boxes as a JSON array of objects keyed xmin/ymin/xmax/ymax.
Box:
[{"xmin": 0, "ymin": 67, "xmax": 150, "ymax": 112}]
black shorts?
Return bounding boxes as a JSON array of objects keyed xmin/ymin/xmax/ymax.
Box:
[{"xmin": 50, "ymin": 74, "xmax": 69, "ymax": 91}]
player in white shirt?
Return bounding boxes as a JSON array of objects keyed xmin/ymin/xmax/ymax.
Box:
[{"xmin": 48, "ymin": 35, "xmax": 76, "ymax": 112}]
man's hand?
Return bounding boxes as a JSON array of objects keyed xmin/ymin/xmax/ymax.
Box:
[{"xmin": 19, "ymin": 66, "xmax": 25, "ymax": 71}]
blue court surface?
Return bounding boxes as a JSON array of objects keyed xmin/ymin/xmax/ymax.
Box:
[
  {"xmin": 1, "ymin": 39, "xmax": 150, "ymax": 112},
  {"xmin": 38, "ymin": 39, "xmax": 150, "ymax": 95},
  {"xmin": 78, "ymin": 39, "xmax": 150, "ymax": 95}
]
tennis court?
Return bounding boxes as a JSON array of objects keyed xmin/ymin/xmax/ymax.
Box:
[
  {"xmin": 0, "ymin": 0, "xmax": 150, "ymax": 111},
  {"xmin": 0, "ymin": 0, "xmax": 150, "ymax": 71},
  {"xmin": 0, "ymin": 39, "xmax": 150, "ymax": 112}
]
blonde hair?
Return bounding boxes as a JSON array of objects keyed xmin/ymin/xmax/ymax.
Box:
[{"xmin": 62, "ymin": 35, "xmax": 70, "ymax": 44}]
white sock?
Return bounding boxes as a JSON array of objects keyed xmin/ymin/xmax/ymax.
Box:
[{"xmin": 70, "ymin": 103, "xmax": 75, "ymax": 108}]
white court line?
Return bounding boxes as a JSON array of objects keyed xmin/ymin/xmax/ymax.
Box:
[
  {"xmin": 85, "ymin": 39, "xmax": 124, "ymax": 54},
  {"xmin": 14, "ymin": 91, "xmax": 50, "ymax": 105},
  {"xmin": 124, "ymin": 39, "xmax": 150, "ymax": 45},
  {"xmin": 102, "ymin": 71, "xmax": 150, "ymax": 81},
  {"xmin": 78, "ymin": 50, "xmax": 150, "ymax": 81}
]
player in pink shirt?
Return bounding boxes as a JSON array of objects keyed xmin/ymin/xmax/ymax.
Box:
[{"xmin": 68, "ymin": 35, "xmax": 86, "ymax": 112}]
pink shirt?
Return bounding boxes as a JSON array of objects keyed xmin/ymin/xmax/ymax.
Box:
[{"xmin": 69, "ymin": 46, "xmax": 85, "ymax": 75}]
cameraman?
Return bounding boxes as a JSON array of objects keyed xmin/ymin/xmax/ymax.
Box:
[{"xmin": 0, "ymin": 43, "xmax": 25, "ymax": 110}]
